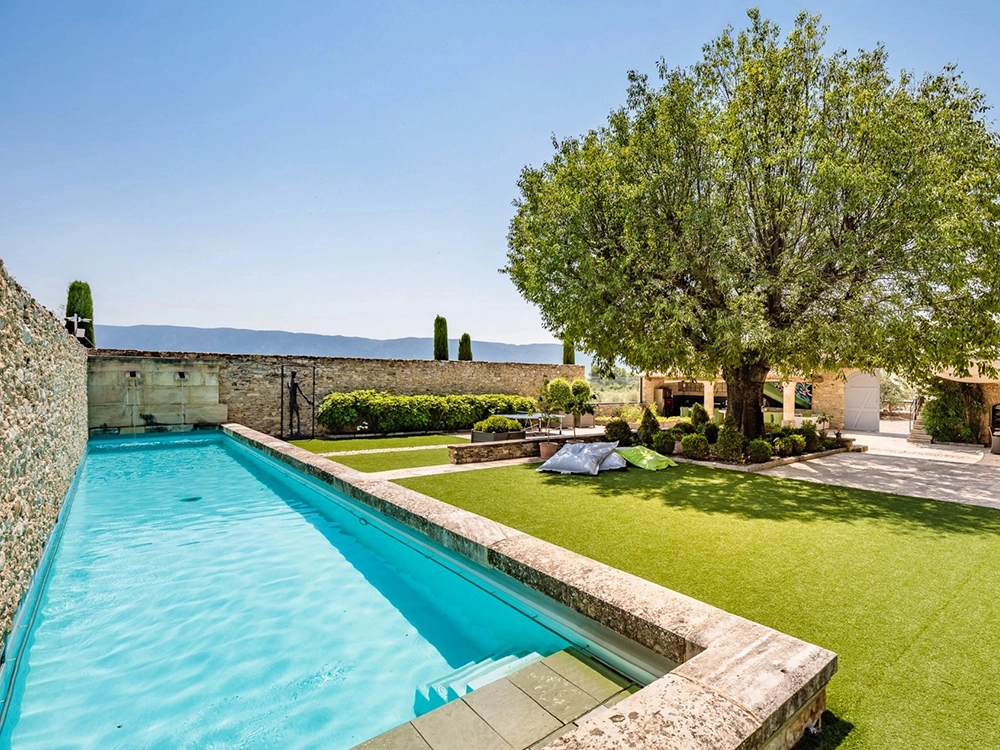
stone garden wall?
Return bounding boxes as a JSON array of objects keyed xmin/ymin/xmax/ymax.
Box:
[
  {"xmin": 0, "ymin": 261, "xmax": 88, "ymax": 645},
  {"xmin": 88, "ymin": 350, "xmax": 583, "ymax": 436}
]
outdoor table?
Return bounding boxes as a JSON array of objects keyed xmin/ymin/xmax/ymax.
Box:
[{"xmin": 496, "ymin": 413, "xmax": 560, "ymax": 435}]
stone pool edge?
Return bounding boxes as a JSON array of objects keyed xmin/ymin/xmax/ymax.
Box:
[{"xmin": 222, "ymin": 423, "xmax": 837, "ymax": 750}]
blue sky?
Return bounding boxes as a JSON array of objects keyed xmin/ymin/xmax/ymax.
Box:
[{"xmin": 1, "ymin": 1, "xmax": 997, "ymax": 344}]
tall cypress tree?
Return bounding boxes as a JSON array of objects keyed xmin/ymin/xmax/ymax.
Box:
[
  {"xmin": 433, "ymin": 315, "xmax": 449, "ymax": 360},
  {"xmin": 458, "ymin": 333, "xmax": 473, "ymax": 361},
  {"xmin": 65, "ymin": 280, "xmax": 95, "ymax": 347},
  {"xmin": 562, "ymin": 338, "xmax": 575, "ymax": 365}
]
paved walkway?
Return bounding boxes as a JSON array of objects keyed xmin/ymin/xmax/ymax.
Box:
[
  {"xmin": 763, "ymin": 450, "xmax": 1000, "ymax": 509},
  {"xmin": 369, "ymin": 456, "xmax": 541, "ymax": 481}
]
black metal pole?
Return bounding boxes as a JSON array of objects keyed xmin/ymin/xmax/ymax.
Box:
[{"xmin": 279, "ymin": 364, "xmax": 285, "ymax": 439}]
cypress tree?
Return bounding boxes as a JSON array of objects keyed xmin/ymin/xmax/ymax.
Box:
[
  {"xmin": 65, "ymin": 280, "xmax": 95, "ymax": 347},
  {"xmin": 562, "ymin": 338, "xmax": 575, "ymax": 365},
  {"xmin": 433, "ymin": 315, "xmax": 449, "ymax": 360},
  {"xmin": 458, "ymin": 333, "xmax": 473, "ymax": 361}
]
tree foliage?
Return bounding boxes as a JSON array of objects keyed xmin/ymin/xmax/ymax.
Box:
[
  {"xmin": 458, "ymin": 333, "xmax": 473, "ymax": 361},
  {"xmin": 65, "ymin": 280, "xmax": 95, "ymax": 346},
  {"xmin": 506, "ymin": 10, "xmax": 1000, "ymax": 439},
  {"xmin": 433, "ymin": 315, "xmax": 448, "ymax": 361},
  {"xmin": 922, "ymin": 378, "xmax": 985, "ymax": 444}
]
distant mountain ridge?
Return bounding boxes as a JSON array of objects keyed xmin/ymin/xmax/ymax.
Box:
[{"xmin": 94, "ymin": 324, "xmax": 590, "ymax": 366}]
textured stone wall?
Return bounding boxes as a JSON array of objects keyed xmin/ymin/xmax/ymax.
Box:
[
  {"xmin": 0, "ymin": 261, "xmax": 88, "ymax": 645},
  {"xmin": 976, "ymin": 383, "xmax": 1000, "ymax": 444},
  {"xmin": 811, "ymin": 373, "xmax": 847, "ymax": 430},
  {"xmin": 89, "ymin": 350, "xmax": 583, "ymax": 436}
]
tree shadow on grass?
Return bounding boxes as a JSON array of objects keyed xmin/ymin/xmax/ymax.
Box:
[{"xmin": 537, "ymin": 465, "xmax": 1000, "ymax": 536}]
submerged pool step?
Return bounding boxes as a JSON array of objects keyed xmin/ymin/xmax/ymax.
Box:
[{"xmin": 414, "ymin": 651, "xmax": 544, "ymax": 714}]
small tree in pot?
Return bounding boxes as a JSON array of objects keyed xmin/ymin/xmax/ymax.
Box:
[{"xmin": 538, "ymin": 378, "xmax": 571, "ymax": 458}]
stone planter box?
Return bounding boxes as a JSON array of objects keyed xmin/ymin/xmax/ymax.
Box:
[{"xmin": 471, "ymin": 430, "xmax": 526, "ymax": 443}]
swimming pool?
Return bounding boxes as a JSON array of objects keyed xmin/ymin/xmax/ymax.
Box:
[{"xmin": 0, "ymin": 433, "xmax": 581, "ymax": 749}]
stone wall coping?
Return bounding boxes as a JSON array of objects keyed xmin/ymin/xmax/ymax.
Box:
[
  {"xmin": 89, "ymin": 349, "xmax": 580, "ymax": 371},
  {"xmin": 221, "ymin": 423, "xmax": 837, "ymax": 750}
]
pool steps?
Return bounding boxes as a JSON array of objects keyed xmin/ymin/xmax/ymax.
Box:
[{"xmin": 415, "ymin": 651, "xmax": 544, "ymax": 714}]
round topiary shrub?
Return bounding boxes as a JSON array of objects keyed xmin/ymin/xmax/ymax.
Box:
[
  {"xmin": 747, "ymin": 439, "xmax": 774, "ymax": 463},
  {"xmin": 652, "ymin": 429, "xmax": 674, "ymax": 455},
  {"xmin": 701, "ymin": 422, "xmax": 719, "ymax": 444},
  {"xmin": 681, "ymin": 433, "xmax": 709, "ymax": 460},
  {"xmin": 715, "ymin": 426, "xmax": 744, "ymax": 462},
  {"xmin": 789, "ymin": 434, "xmax": 806, "ymax": 455},
  {"xmin": 672, "ymin": 419, "xmax": 696, "ymax": 435},
  {"xmin": 604, "ymin": 417, "xmax": 634, "ymax": 446}
]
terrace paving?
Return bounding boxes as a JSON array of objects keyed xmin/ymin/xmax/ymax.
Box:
[{"xmin": 354, "ymin": 649, "xmax": 641, "ymax": 750}]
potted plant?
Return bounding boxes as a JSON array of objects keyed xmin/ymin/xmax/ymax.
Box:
[
  {"xmin": 471, "ymin": 415, "xmax": 526, "ymax": 443},
  {"xmin": 536, "ymin": 381, "xmax": 562, "ymax": 459},
  {"xmin": 815, "ymin": 411, "xmax": 832, "ymax": 436},
  {"xmin": 565, "ymin": 378, "xmax": 597, "ymax": 440}
]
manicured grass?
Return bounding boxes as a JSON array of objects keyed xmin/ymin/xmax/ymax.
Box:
[
  {"xmin": 397, "ymin": 464, "xmax": 1000, "ymax": 749},
  {"xmin": 291, "ymin": 434, "xmax": 466, "ymax": 453},
  {"xmin": 330, "ymin": 447, "xmax": 452, "ymax": 473}
]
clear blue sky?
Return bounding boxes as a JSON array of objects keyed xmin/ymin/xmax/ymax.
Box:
[{"xmin": 2, "ymin": 1, "xmax": 997, "ymax": 344}]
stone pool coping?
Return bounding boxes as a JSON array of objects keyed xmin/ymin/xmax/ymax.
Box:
[{"xmin": 222, "ymin": 423, "xmax": 837, "ymax": 750}]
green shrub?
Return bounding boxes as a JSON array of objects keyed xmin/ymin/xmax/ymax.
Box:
[
  {"xmin": 473, "ymin": 415, "xmax": 523, "ymax": 433},
  {"xmin": 681, "ymin": 433, "xmax": 709, "ymax": 459},
  {"xmin": 701, "ymin": 422, "xmax": 719, "ymax": 444},
  {"xmin": 747, "ymin": 439, "xmax": 774, "ymax": 463},
  {"xmin": 545, "ymin": 378, "xmax": 573, "ymax": 411},
  {"xmin": 652, "ymin": 430, "xmax": 675, "ymax": 455},
  {"xmin": 458, "ymin": 333, "xmax": 473, "ymax": 361},
  {"xmin": 689, "ymin": 402, "xmax": 709, "ymax": 426},
  {"xmin": 604, "ymin": 418, "xmax": 634, "ymax": 446},
  {"xmin": 723, "ymin": 414, "xmax": 737, "ymax": 432},
  {"xmin": 922, "ymin": 379, "xmax": 985, "ymax": 444},
  {"xmin": 774, "ymin": 436, "xmax": 795, "ymax": 457},
  {"xmin": 434, "ymin": 316, "xmax": 449, "ymax": 360},
  {"xmin": 637, "ymin": 407, "xmax": 661, "ymax": 447},
  {"xmin": 672, "ymin": 419, "xmax": 696, "ymax": 435},
  {"xmin": 316, "ymin": 391, "xmax": 535, "ymax": 434},
  {"xmin": 798, "ymin": 420, "xmax": 823, "ymax": 452},
  {"xmin": 562, "ymin": 338, "xmax": 575, "ymax": 365},
  {"xmin": 65, "ymin": 280, "xmax": 95, "ymax": 346},
  {"xmin": 823, "ymin": 436, "xmax": 841, "ymax": 450},
  {"xmin": 789, "ymin": 434, "xmax": 807, "ymax": 455},
  {"xmin": 715, "ymin": 426, "xmax": 744, "ymax": 461},
  {"xmin": 571, "ymin": 378, "xmax": 591, "ymax": 400}
]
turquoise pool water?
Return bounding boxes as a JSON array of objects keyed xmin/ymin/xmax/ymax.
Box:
[{"xmin": 0, "ymin": 434, "xmax": 569, "ymax": 749}]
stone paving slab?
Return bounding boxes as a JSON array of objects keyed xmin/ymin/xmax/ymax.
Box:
[
  {"xmin": 355, "ymin": 649, "xmax": 642, "ymax": 750},
  {"xmin": 762, "ymin": 450, "xmax": 1000, "ymax": 509}
]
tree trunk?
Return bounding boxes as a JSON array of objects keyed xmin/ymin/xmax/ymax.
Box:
[{"xmin": 723, "ymin": 362, "xmax": 770, "ymax": 440}]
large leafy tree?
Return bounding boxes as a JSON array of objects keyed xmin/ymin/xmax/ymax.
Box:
[{"xmin": 506, "ymin": 10, "xmax": 1000, "ymax": 438}]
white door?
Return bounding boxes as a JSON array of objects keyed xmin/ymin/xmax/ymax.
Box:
[{"xmin": 844, "ymin": 371, "xmax": 880, "ymax": 432}]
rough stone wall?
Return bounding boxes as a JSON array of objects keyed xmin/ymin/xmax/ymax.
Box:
[
  {"xmin": 0, "ymin": 261, "xmax": 88, "ymax": 645},
  {"xmin": 811, "ymin": 372, "xmax": 847, "ymax": 430},
  {"xmin": 977, "ymin": 383, "xmax": 1000, "ymax": 443},
  {"xmin": 89, "ymin": 350, "xmax": 583, "ymax": 436}
]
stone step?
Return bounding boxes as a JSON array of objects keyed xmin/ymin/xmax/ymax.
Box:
[{"xmin": 414, "ymin": 652, "xmax": 543, "ymax": 715}]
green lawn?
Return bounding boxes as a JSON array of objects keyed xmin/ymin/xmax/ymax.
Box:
[
  {"xmin": 291, "ymin": 434, "xmax": 466, "ymax": 453},
  {"xmin": 397, "ymin": 464, "xmax": 1000, "ymax": 749},
  {"xmin": 330, "ymin": 447, "xmax": 452, "ymax": 473}
]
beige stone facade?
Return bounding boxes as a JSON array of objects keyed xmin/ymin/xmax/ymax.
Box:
[
  {"xmin": 88, "ymin": 350, "xmax": 583, "ymax": 436},
  {"xmin": 641, "ymin": 371, "xmax": 852, "ymax": 429},
  {"xmin": 0, "ymin": 260, "xmax": 88, "ymax": 644}
]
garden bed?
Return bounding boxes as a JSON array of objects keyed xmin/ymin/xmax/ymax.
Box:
[
  {"xmin": 449, "ymin": 433, "xmax": 606, "ymax": 465},
  {"xmin": 670, "ymin": 444, "xmax": 865, "ymax": 473}
]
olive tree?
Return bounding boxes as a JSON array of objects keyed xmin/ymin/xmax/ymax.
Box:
[{"xmin": 506, "ymin": 10, "xmax": 1000, "ymax": 438}]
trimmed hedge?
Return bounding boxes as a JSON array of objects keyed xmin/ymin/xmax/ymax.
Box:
[
  {"xmin": 681, "ymin": 433, "xmax": 709, "ymax": 459},
  {"xmin": 317, "ymin": 390, "xmax": 535, "ymax": 434},
  {"xmin": 474, "ymin": 415, "xmax": 523, "ymax": 433},
  {"xmin": 747, "ymin": 439, "xmax": 774, "ymax": 463}
]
